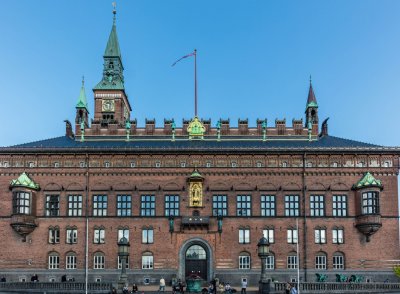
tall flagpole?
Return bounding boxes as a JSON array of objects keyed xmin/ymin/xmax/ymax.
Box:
[{"xmin": 194, "ymin": 49, "xmax": 197, "ymax": 117}]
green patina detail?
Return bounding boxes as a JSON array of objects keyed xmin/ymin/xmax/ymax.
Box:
[
  {"xmin": 187, "ymin": 117, "xmax": 205, "ymax": 139},
  {"xmin": 190, "ymin": 169, "xmax": 203, "ymax": 179},
  {"xmin": 353, "ymin": 172, "xmax": 383, "ymax": 190},
  {"xmin": 76, "ymin": 79, "xmax": 89, "ymax": 111},
  {"xmin": 10, "ymin": 172, "xmax": 40, "ymax": 190},
  {"xmin": 93, "ymin": 15, "xmax": 125, "ymax": 90},
  {"xmin": 306, "ymin": 101, "xmax": 318, "ymax": 109}
]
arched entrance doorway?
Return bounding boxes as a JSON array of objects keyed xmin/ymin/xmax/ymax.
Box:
[
  {"xmin": 185, "ymin": 245, "xmax": 207, "ymax": 280},
  {"xmin": 179, "ymin": 238, "xmax": 213, "ymax": 281}
]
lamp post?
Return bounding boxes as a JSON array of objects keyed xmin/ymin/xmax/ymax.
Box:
[
  {"xmin": 257, "ymin": 236, "xmax": 270, "ymax": 294},
  {"xmin": 117, "ymin": 237, "xmax": 130, "ymax": 290}
]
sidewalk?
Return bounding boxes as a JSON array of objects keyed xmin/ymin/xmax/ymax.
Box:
[{"xmin": 128, "ymin": 285, "xmax": 259, "ymax": 293}]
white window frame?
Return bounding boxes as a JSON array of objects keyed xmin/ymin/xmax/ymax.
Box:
[
  {"xmin": 142, "ymin": 228, "xmax": 154, "ymax": 244},
  {"xmin": 263, "ymin": 229, "xmax": 274, "ymax": 243},
  {"xmin": 66, "ymin": 254, "xmax": 77, "ymax": 269},
  {"xmin": 287, "ymin": 255, "xmax": 298, "ymax": 269},
  {"xmin": 314, "ymin": 228, "xmax": 326, "ymax": 244},
  {"xmin": 142, "ymin": 254, "xmax": 154, "ymax": 269},
  {"xmin": 118, "ymin": 256, "xmax": 130, "ymax": 269},
  {"xmin": 93, "ymin": 254, "xmax": 105, "ymax": 269},
  {"xmin": 239, "ymin": 228, "xmax": 250, "ymax": 244},
  {"xmin": 48, "ymin": 227, "xmax": 60, "ymax": 244},
  {"xmin": 287, "ymin": 229, "xmax": 298, "ymax": 244},
  {"xmin": 94, "ymin": 228, "xmax": 105, "ymax": 244},
  {"xmin": 48, "ymin": 254, "xmax": 60, "ymax": 269},
  {"xmin": 66, "ymin": 229, "xmax": 78, "ymax": 244},
  {"xmin": 238, "ymin": 254, "xmax": 251, "ymax": 269},
  {"xmin": 332, "ymin": 228, "xmax": 344, "ymax": 244},
  {"xmin": 266, "ymin": 255, "xmax": 275, "ymax": 269},
  {"xmin": 315, "ymin": 254, "xmax": 327, "ymax": 270},
  {"xmin": 333, "ymin": 254, "xmax": 345, "ymax": 269}
]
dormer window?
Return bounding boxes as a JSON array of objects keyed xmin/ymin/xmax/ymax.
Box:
[
  {"xmin": 130, "ymin": 161, "xmax": 136, "ymax": 168},
  {"xmin": 231, "ymin": 162, "xmax": 237, "ymax": 168},
  {"xmin": 155, "ymin": 162, "xmax": 161, "ymax": 168},
  {"xmin": 28, "ymin": 162, "xmax": 35, "ymax": 168},
  {"xmin": 104, "ymin": 162, "xmax": 110, "ymax": 168},
  {"xmin": 180, "ymin": 162, "xmax": 186, "ymax": 168},
  {"xmin": 79, "ymin": 162, "xmax": 86, "ymax": 168},
  {"xmin": 256, "ymin": 162, "xmax": 262, "ymax": 168},
  {"xmin": 206, "ymin": 162, "xmax": 212, "ymax": 168},
  {"xmin": 281, "ymin": 161, "xmax": 288, "ymax": 168},
  {"xmin": 54, "ymin": 162, "xmax": 60, "ymax": 168},
  {"xmin": 357, "ymin": 161, "xmax": 365, "ymax": 168}
]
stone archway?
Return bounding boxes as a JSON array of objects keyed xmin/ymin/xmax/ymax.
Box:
[{"xmin": 178, "ymin": 238, "xmax": 213, "ymax": 282}]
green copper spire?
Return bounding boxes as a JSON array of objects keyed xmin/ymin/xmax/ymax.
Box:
[
  {"xmin": 306, "ymin": 76, "xmax": 318, "ymax": 109},
  {"xmin": 353, "ymin": 172, "xmax": 383, "ymax": 190},
  {"xmin": 76, "ymin": 77, "xmax": 89, "ymax": 111},
  {"xmin": 94, "ymin": 6, "xmax": 125, "ymax": 90},
  {"xmin": 10, "ymin": 172, "xmax": 40, "ymax": 190}
]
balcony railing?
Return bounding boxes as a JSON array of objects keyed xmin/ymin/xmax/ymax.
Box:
[
  {"xmin": 273, "ymin": 282, "xmax": 400, "ymax": 293},
  {"xmin": 0, "ymin": 282, "xmax": 112, "ymax": 293}
]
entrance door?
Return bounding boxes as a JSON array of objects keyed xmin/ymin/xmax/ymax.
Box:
[{"xmin": 185, "ymin": 245, "xmax": 207, "ymax": 280}]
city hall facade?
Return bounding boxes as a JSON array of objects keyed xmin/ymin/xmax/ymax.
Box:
[{"xmin": 0, "ymin": 10, "xmax": 400, "ymax": 286}]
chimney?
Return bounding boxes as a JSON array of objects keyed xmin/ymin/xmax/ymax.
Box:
[
  {"xmin": 238, "ymin": 119, "xmax": 248, "ymax": 135},
  {"xmin": 320, "ymin": 118, "xmax": 329, "ymax": 137},
  {"xmin": 64, "ymin": 120, "xmax": 74, "ymax": 138},
  {"xmin": 145, "ymin": 119, "xmax": 155, "ymax": 135}
]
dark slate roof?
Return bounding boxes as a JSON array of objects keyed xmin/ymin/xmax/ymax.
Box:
[{"xmin": 1, "ymin": 135, "xmax": 396, "ymax": 153}]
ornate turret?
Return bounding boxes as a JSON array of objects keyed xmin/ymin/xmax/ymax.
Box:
[
  {"xmin": 75, "ymin": 77, "xmax": 89, "ymax": 135},
  {"xmin": 91, "ymin": 5, "xmax": 132, "ymax": 131},
  {"xmin": 305, "ymin": 77, "xmax": 319, "ymax": 136},
  {"xmin": 353, "ymin": 172, "xmax": 383, "ymax": 242},
  {"xmin": 9, "ymin": 172, "xmax": 40, "ymax": 241}
]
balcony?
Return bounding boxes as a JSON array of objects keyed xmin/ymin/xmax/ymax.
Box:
[
  {"xmin": 10, "ymin": 214, "xmax": 37, "ymax": 241},
  {"xmin": 355, "ymin": 214, "xmax": 382, "ymax": 242}
]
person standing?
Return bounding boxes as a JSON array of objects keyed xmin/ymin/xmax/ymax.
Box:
[
  {"xmin": 290, "ymin": 284, "xmax": 298, "ymax": 294},
  {"xmin": 241, "ymin": 279, "xmax": 247, "ymax": 294},
  {"xmin": 159, "ymin": 277, "xmax": 166, "ymax": 292},
  {"xmin": 285, "ymin": 282, "xmax": 291, "ymax": 294}
]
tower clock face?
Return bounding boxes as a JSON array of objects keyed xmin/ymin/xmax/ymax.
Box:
[{"xmin": 102, "ymin": 99, "xmax": 115, "ymax": 112}]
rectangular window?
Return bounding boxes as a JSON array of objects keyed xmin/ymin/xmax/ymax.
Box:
[
  {"xmin": 237, "ymin": 195, "xmax": 251, "ymax": 216},
  {"xmin": 118, "ymin": 256, "xmax": 130, "ymax": 269},
  {"xmin": 13, "ymin": 191, "xmax": 31, "ymax": 214},
  {"xmin": 266, "ymin": 255, "xmax": 275, "ymax": 269},
  {"xmin": 94, "ymin": 255, "xmax": 105, "ymax": 269},
  {"xmin": 315, "ymin": 255, "xmax": 327, "ymax": 270},
  {"xmin": 314, "ymin": 228, "xmax": 326, "ymax": 244},
  {"xmin": 310, "ymin": 195, "xmax": 325, "ymax": 216},
  {"xmin": 48, "ymin": 255, "xmax": 60, "ymax": 269},
  {"xmin": 141, "ymin": 195, "xmax": 155, "ymax": 216},
  {"xmin": 332, "ymin": 228, "xmax": 344, "ymax": 244},
  {"xmin": 263, "ymin": 229, "xmax": 274, "ymax": 243},
  {"xmin": 68, "ymin": 195, "xmax": 82, "ymax": 216},
  {"xmin": 287, "ymin": 229, "xmax": 298, "ymax": 244},
  {"xmin": 94, "ymin": 228, "xmax": 105, "ymax": 244},
  {"xmin": 66, "ymin": 255, "xmax": 77, "ymax": 269},
  {"xmin": 142, "ymin": 228, "xmax": 154, "ymax": 244},
  {"xmin": 212, "ymin": 195, "xmax": 227, "ymax": 216},
  {"xmin": 66, "ymin": 229, "xmax": 78, "ymax": 244},
  {"xmin": 45, "ymin": 195, "xmax": 60, "ymax": 216},
  {"xmin": 118, "ymin": 229, "xmax": 129, "ymax": 242},
  {"xmin": 285, "ymin": 195, "xmax": 299, "ymax": 216},
  {"xmin": 93, "ymin": 195, "xmax": 107, "ymax": 216},
  {"xmin": 287, "ymin": 255, "xmax": 298, "ymax": 269},
  {"xmin": 333, "ymin": 255, "xmax": 344, "ymax": 269},
  {"xmin": 239, "ymin": 255, "xmax": 250, "ymax": 269},
  {"xmin": 48, "ymin": 228, "xmax": 60, "ymax": 244},
  {"xmin": 117, "ymin": 195, "xmax": 131, "ymax": 216},
  {"xmin": 333, "ymin": 195, "xmax": 347, "ymax": 217},
  {"xmin": 165, "ymin": 195, "xmax": 180, "ymax": 216},
  {"xmin": 362, "ymin": 192, "xmax": 379, "ymax": 214},
  {"xmin": 142, "ymin": 255, "xmax": 154, "ymax": 269},
  {"xmin": 239, "ymin": 229, "xmax": 250, "ymax": 244},
  {"xmin": 261, "ymin": 195, "xmax": 275, "ymax": 217}
]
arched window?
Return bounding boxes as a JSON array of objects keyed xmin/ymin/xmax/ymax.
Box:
[
  {"xmin": 93, "ymin": 252, "xmax": 105, "ymax": 269},
  {"xmin": 66, "ymin": 252, "xmax": 77, "ymax": 269},
  {"xmin": 266, "ymin": 252, "xmax": 275, "ymax": 270},
  {"xmin": 315, "ymin": 252, "xmax": 327, "ymax": 270},
  {"xmin": 48, "ymin": 226, "xmax": 60, "ymax": 244},
  {"xmin": 287, "ymin": 252, "xmax": 298, "ymax": 269},
  {"xmin": 142, "ymin": 252, "xmax": 154, "ymax": 269},
  {"xmin": 333, "ymin": 252, "xmax": 345, "ymax": 269},
  {"xmin": 48, "ymin": 252, "xmax": 60, "ymax": 269},
  {"xmin": 238, "ymin": 252, "xmax": 250, "ymax": 269}
]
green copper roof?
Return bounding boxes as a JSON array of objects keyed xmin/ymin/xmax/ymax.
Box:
[
  {"xmin": 353, "ymin": 172, "xmax": 383, "ymax": 190},
  {"xmin": 76, "ymin": 78, "xmax": 89, "ymax": 111},
  {"xmin": 104, "ymin": 19, "xmax": 121, "ymax": 58},
  {"xmin": 10, "ymin": 172, "xmax": 40, "ymax": 190},
  {"xmin": 94, "ymin": 12, "xmax": 125, "ymax": 91},
  {"xmin": 190, "ymin": 169, "xmax": 203, "ymax": 178},
  {"xmin": 306, "ymin": 82, "xmax": 318, "ymax": 109}
]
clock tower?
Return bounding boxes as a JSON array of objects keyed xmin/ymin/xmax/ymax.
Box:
[{"xmin": 92, "ymin": 8, "xmax": 132, "ymax": 129}]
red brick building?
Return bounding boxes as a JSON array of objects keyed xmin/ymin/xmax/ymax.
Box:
[{"xmin": 0, "ymin": 10, "xmax": 399, "ymax": 286}]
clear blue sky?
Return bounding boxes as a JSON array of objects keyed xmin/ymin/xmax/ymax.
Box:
[{"xmin": 1, "ymin": 0, "xmax": 399, "ymax": 147}]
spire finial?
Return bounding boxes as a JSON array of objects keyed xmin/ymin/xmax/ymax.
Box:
[
  {"xmin": 112, "ymin": 2, "xmax": 117, "ymax": 24},
  {"xmin": 82, "ymin": 75, "xmax": 85, "ymax": 87},
  {"xmin": 309, "ymin": 75, "xmax": 312, "ymax": 85}
]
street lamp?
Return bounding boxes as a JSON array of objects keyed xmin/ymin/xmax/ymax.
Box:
[
  {"xmin": 257, "ymin": 236, "xmax": 270, "ymax": 294},
  {"xmin": 118, "ymin": 237, "xmax": 130, "ymax": 290}
]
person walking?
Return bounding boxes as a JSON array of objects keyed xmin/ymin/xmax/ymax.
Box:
[
  {"xmin": 285, "ymin": 282, "xmax": 291, "ymax": 294},
  {"xmin": 241, "ymin": 279, "xmax": 247, "ymax": 294},
  {"xmin": 290, "ymin": 284, "xmax": 298, "ymax": 294},
  {"xmin": 159, "ymin": 277, "xmax": 166, "ymax": 292}
]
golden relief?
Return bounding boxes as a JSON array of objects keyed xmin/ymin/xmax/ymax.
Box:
[{"xmin": 189, "ymin": 182, "xmax": 203, "ymax": 207}]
